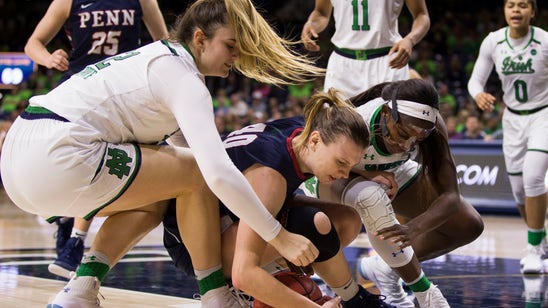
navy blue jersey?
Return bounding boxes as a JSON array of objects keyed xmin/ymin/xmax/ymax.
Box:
[
  {"xmin": 223, "ymin": 116, "xmax": 311, "ymax": 194},
  {"xmin": 63, "ymin": 0, "xmax": 143, "ymax": 79},
  {"xmin": 164, "ymin": 117, "xmax": 314, "ymax": 275}
]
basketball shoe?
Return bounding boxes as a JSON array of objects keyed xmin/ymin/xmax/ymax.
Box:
[
  {"xmin": 54, "ymin": 217, "xmax": 74, "ymax": 255},
  {"xmin": 414, "ymin": 284, "xmax": 450, "ymax": 308},
  {"xmin": 47, "ymin": 274, "xmax": 102, "ymax": 308},
  {"xmin": 342, "ymin": 285, "xmax": 397, "ymax": 308},
  {"xmin": 200, "ymin": 285, "xmax": 251, "ymax": 308},
  {"xmin": 49, "ymin": 237, "xmax": 84, "ymax": 279},
  {"xmin": 358, "ymin": 255, "xmax": 415, "ymax": 307},
  {"xmin": 521, "ymin": 244, "xmax": 544, "ymax": 274}
]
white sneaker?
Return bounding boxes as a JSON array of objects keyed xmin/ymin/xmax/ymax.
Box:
[
  {"xmin": 521, "ymin": 244, "xmax": 544, "ymax": 274},
  {"xmin": 47, "ymin": 275, "xmax": 102, "ymax": 308},
  {"xmin": 358, "ymin": 256, "xmax": 415, "ymax": 308},
  {"xmin": 414, "ymin": 284, "xmax": 450, "ymax": 308},
  {"xmin": 200, "ymin": 285, "xmax": 251, "ymax": 308},
  {"xmin": 542, "ymin": 236, "xmax": 548, "ymax": 259}
]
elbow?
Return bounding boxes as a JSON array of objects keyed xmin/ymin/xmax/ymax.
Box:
[
  {"xmin": 24, "ymin": 43, "xmax": 31, "ymax": 57},
  {"xmin": 231, "ymin": 263, "xmax": 254, "ymax": 293}
]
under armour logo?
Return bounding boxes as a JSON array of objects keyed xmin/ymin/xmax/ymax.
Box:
[
  {"xmin": 392, "ymin": 249, "xmax": 405, "ymax": 257},
  {"xmin": 422, "ymin": 110, "xmax": 430, "ymax": 116}
]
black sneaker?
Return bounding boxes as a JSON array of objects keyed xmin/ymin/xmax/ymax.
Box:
[
  {"xmin": 48, "ymin": 237, "xmax": 84, "ymax": 279},
  {"xmin": 54, "ymin": 217, "xmax": 74, "ymax": 255},
  {"xmin": 342, "ymin": 285, "xmax": 397, "ymax": 308}
]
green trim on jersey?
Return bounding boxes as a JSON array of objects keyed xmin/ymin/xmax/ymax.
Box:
[
  {"xmin": 503, "ymin": 26, "xmax": 536, "ymax": 50},
  {"xmin": 507, "ymin": 171, "xmax": 523, "ymax": 176},
  {"xmin": 528, "ymin": 149, "xmax": 548, "ymax": 154},
  {"xmin": 83, "ymin": 143, "xmax": 142, "ymax": 220},
  {"xmin": 24, "ymin": 105, "xmax": 55, "ymax": 115},
  {"xmin": 161, "ymin": 39, "xmax": 179, "ymax": 56},
  {"xmin": 370, "ymin": 106, "xmax": 391, "ymax": 156}
]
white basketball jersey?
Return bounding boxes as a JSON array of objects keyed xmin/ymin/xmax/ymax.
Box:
[
  {"xmin": 489, "ymin": 26, "xmax": 548, "ymax": 110},
  {"xmin": 29, "ymin": 40, "xmax": 200, "ymax": 145},
  {"xmin": 330, "ymin": 0, "xmax": 405, "ymax": 49}
]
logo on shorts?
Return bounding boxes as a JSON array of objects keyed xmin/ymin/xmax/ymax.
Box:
[{"xmin": 105, "ymin": 148, "xmax": 133, "ymax": 179}]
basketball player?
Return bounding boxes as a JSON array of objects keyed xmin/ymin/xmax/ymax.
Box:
[
  {"xmin": 162, "ymin": 89, "xmax": 395, "ymax": 307},
  {"xmin": 310, "ymin": 79, "xmax": 485, "ymax": 307},
  {"xmin": 1, "ymin": 0, "xmax": 327, "ymax": 306},
  {"xmin": 468, "ymin": 0, "xmax": 547, "ymax": 275},
  {"xmin": 24, "ymin": 0, "xmax": 169, "ymax": 279},
  {"xmin": 301, "ymin": 0, "xmax": 430, "ymax": 98}
]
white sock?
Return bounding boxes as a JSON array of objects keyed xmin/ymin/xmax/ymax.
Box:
[{"xmin": 71, "ymin": 228, "xmax": 87, "ymax": 240}]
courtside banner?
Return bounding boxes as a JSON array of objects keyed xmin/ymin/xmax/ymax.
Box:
[
  {"xmin": 450, "ymin": 140, "xmax": 517, "ymax": 214},
  {"xmin": 0, "ymin": 52, "xmax": 36, "ymax": 88}
]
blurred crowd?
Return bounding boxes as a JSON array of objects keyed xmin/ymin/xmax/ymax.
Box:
[{"xmin": 0, "ymin": 0, "xmax": 546, "ymax": 146}]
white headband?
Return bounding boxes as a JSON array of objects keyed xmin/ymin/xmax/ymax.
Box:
[{"xmin": 386, "ymin": 99, "xmax": 437, "ymax": 123}]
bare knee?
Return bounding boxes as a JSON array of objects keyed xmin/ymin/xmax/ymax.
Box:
[{"xmin": 330, "ymin": 208, "xmax": 362, "ymax": 247}]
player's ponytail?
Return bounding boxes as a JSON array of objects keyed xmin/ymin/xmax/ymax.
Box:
[{"xmin": 295, "ymin": 88, "xmax": 369, "ymax": 152}]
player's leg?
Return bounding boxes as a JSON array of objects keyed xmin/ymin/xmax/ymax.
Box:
[
  {"xmin": 503, "ymin": 110, "xmax": 547, "ymax": 274},
  {"xmin": 393, "ymin": 190, "xmax": 484, "ymax": 261},
  {"xmin": 338, "ymin": 178, "xmax": 448, "ymax": 307},
  {"xmin": 48, "ymin": 145, "xmax": 231, "ymax": 307},
  {"xmin": 299, "ymin": 207, "xmax": 392, "ymax": 308},
  {"xmin": 520, "ymin": 114, "xmax": 548, "ymax": 273}
]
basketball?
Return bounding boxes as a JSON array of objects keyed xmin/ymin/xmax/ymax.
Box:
[{"xmin": 253, "ymin": 271, "xmax": 331, "ymax": 307}]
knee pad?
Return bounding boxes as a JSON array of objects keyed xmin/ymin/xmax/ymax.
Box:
[
  {"xmin": 283, "ymin": 206, "xmax": 340, "ymax": 262},
  {"xmin": 342, "ymin": 180, "xmax": 395, "ymax": 232},
  {"xmin": 523, "ymin": 151, "xmax": 548, "ymax": 197},
  {"xmin": 342, "ymin": 180, "xmax": 413, "ymax": 267}
]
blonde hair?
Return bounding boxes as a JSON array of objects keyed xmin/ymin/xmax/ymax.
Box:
[
  {"xmin": 172, "ymin": 0, "xmax": 324, "ymax": 85},
  {"xmin": 294, "ymin": 88, "xmax": 369, "ymax": 152}
]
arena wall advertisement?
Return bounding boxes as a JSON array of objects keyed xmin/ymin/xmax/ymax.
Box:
[{"xmin": 450, "ymin": 140, "xmax": 516, "ymax": 214}]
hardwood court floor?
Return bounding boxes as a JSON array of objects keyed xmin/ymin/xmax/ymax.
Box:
[{"xmin": 1, "ymin": 189, "xmax": 547, "ymax": 307}]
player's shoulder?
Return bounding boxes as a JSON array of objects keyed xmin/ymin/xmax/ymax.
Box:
[
  {"xmin": 485, "ymin": 27, "xmax": 507, "ymax": 42},
  {"xmin": 531, "ymin": 26, "xmax": 548, "ymax": 41}
]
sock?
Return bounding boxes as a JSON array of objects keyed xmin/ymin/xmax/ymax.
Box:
[
  {"xmin": 407, "ymin": 271, "xmax": 431, "ymax": 293},
  {"xmin": 528, "ymin": 228, "xmax": 544, "ymax": 246},
  {"xmin": 196, "ymin": 267, "xmax": 226, "ymax": 295},
  {"xmin": 71, "ymin": 228, "xmax": 88, "ymax": 241},
  {"xmin": 76, "ymin": 250, "xmax": 111, "ymax": 282},
  {"xmin": 331, "ymin": 278, "xmax": 359, "ymax": 301}
]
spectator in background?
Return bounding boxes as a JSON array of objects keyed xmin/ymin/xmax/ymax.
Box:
[
  {"xmin": 213, "ymin": 88, "xmax": 232, "ymax": 117},
  {"xmin": 445, "ymin": 116, "xmax": 464, "ymax": 140},
  {"xmin": 462, "ymin": 113, "xmax": 486, "ymax": 140},
  {"xmin": 482, "ymin": 110, "xmax": 503, "ymax": 141},
  {"xmin": 437, "ymin": 81, "xmax": 457, "ymax": 115},
  {"xmin": 23, "ymin": 0, "xmax": 169, "ymax": 279}
]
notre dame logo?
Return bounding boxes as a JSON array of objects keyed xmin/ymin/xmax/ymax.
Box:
[{"xmin": 105, "ymin": 148, "xmax": 133, "ymax": 179}]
